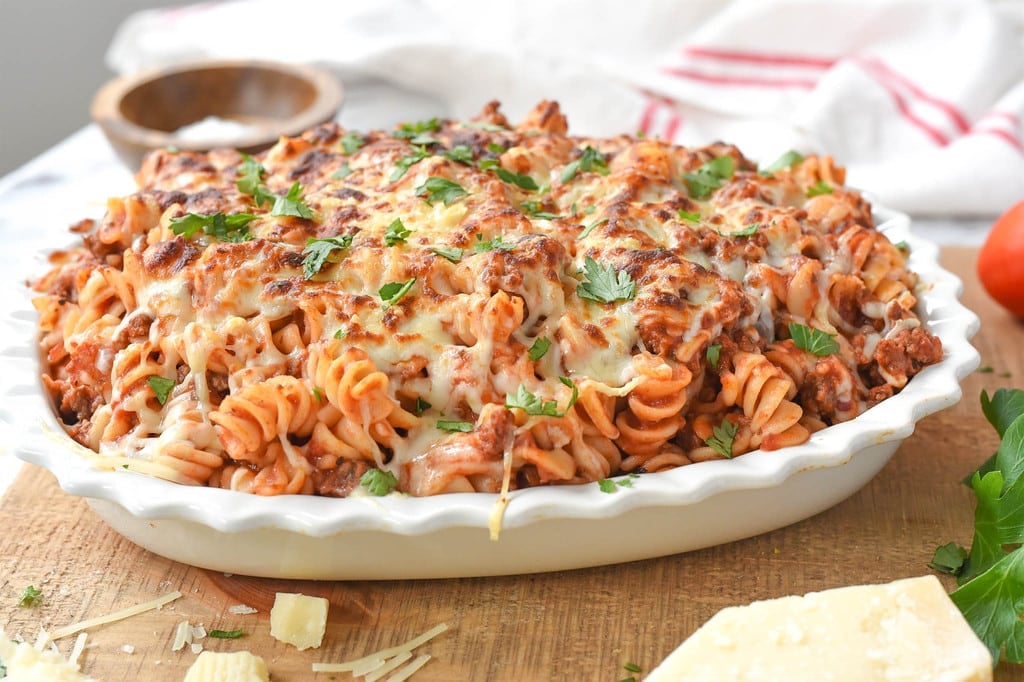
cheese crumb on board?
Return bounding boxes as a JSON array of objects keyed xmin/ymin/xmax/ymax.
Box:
[
  {"xmin": 646, "ymin": 575, "xmax": 992, "ymax": 682},
  {"xmin": 227, "ymin": 605, "xmax": 258, "ymax": 615},
  {"xmin": 0, "ymin": 629, "xmax": 95, "ymax": 681},
  {"xmin": 269, "ymin": 593, "xmax": 329, "ymax": 651},
  {"xmin": 182, "ymin": 650, "xmax": 269, "ymax": 682}
]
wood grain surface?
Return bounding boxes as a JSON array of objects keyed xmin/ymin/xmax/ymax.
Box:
[{"xmin": 2, "ymin": 246, "xmax": 1022, "ymax": 681}]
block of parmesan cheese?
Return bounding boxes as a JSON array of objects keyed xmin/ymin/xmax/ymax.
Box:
[
  {"xmin": 183, "ymin": 650, "xmax": 269, "ymax": 682},
  {"xmin": 646, "ymin": 575, "xmax": 992, "ymax": 682},
  {"xmin": 269, "ymin": 592, "xmax": 329, "ymax": 651}
]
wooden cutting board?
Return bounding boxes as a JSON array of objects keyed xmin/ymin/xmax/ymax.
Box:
[{"xmin": 2, "ymin": 246, "xmax": 1022, "ymax": 681}]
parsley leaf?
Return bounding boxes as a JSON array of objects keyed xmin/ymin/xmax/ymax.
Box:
[
  {"xmin": 520, "ymin": 201, "xmax": 559, "ymax": 220},
  {"xmin": 146, "ymin": 376, "xmax": 175, "ymax": 405},
  {"xmin": 487, "ymin": 142, "xmax": 506, "ymax": 154},
  {"xmin": 598, "ymin": 479, "xmax": 617, "ymax": 493},
  {"xmin": 705, "ymin": 418, "xmax": 738, "ymax": 458},
  {"xmin": 170, "ymin": 212, "xmax": 257, "ymax": 241},
  {"xmin": 332, "ymin": 162, "xmax": 354, "ymax": 180},
  {"xmin": 929, "ymin": 542, "xmax": 968, "ymax": 575},
  {"xmin": 443, "ymin": 145, "xmax": 474, "ymax": 164},
  {"xmin": 760, "ymin": 150, "xmax": 804, "ymax": 175},
  {"xmin": 495, "ymin": 167, "xmax": 539, "ymax": 191},
  {"xmin": 18, "ymin": 585, "xmax": 43, "ymax": 607},
  {"xmin": 379, "ymin": 278, "xmax": 416, "ymax": 309},
  {"xmin": 236, "ymin": 154, "xmax": 266, "ymax": 196},
  {"xmin": 437, "ymin": 420, "xmax": 474, "ymax": 433},
  {"xmin": 599, "ymin": 474, "xmax": 640, "ymax": 494},
  {"xmin": 788, "ymin": 322, "xmax": 840, "ymax": 357},
  {"xmin": 393, "ymin": 117, "xmax": 441, "ymax": 140},
  {"xmin": 806, "ymin": 180, "xmax": 833, "ymax": 197},
  {"xmin": 528, "ymin": 337, "xmax": 552, "ymax": 361},
  {"xmin": 209, "ymin": 629, "xmax": 245, "ymax": 639},
  {"xmin": 683, "ymin": 156, "xmax": 735, "ymax": 200},
  {"xmin": 384, "ymin": 218, "xmax": 411, "ymax": 246},
  {"xmin": 472, "ymin": 233, "xmax": 514, "ymax": 253},
  {"xmin": 414, "ymin": 397, "xmax": 432, "ymax": 416},
  {"xmin": 715, "ymin": 223, "xmax": 760, "ymax": 238},
  {"xmin": 340, "ymin": 132, "xmax": 366, "ymax": 155},
  {"xmin": 678, "ymin": 210, "xmax": 701, "ymax": 222},
  {"xmin": 578, "ymin": 218, "xmax": 608, "ymax": 240},
  {"xmin": 391, "ymin": 147, "xmax": 431, "ymax": 181},
  {"xmin": 706, "ymin": 344, "xmax": 721, "ymax": 369},
  {"xmin": 303, "ymin": 235, "xmax": 354, "ymax": 279},
  {"xmin": 415, "ymin": 176, "xmax": 468, "ymax": 206},
  {"xmin": 271, "ymin": 182, "xmax": 314, "ymax": 219},
  {"xmin": 505, "ymin": 378, "xmax": 578, "ymax": 418},
  {"xmin": 431, "ymin": 246, "xmax": 464, "ymax": 263},
  {"xmin": 561, "ymin": 146, "xmax": 610, "ymax": 183},
  {"xmin": 360, "ymin": 469, "xmax": 398, "ymax": 496},
  {"xmin": 577, "ymin": 256, "xmax": 636, "ymax": 304}
]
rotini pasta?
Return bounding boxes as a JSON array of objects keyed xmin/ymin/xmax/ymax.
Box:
[{"xmin": 32, "ymin": 101, "xmax": 943, "ymax": 499}]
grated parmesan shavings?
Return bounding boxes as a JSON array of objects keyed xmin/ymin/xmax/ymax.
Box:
[
  {"xmin": 312, "ymin": 623, "xmax": 448, "ymax": 674},
  {"xmin": 51, "ymin": 591, "xmax": 183, "ymax": 640}
]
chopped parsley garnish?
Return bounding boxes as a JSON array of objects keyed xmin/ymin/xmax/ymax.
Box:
[
  {"xmin": 18, "ymin": 585, "xmax": 43, "ymax": 607},
  {"xmin": 706, "ymin": 344, "xmax": 721, "ymax": 369},
  {"xmin": 528, "ymin": 337, "xmax": 552, "ymax": 361},
  {"xmin": 437, "ymin": 420, "xmax": 474, "ymax": 433},
  {"xmin": 431, "ymin": 246, "xmax": 464, "ymax": 263},
  {"xmin": 678, "ymin": 210, "xmax": 701, "ymax": 222},
  {"xmin": 312, "ymin": 387, "xmax": 324, "ymax": 402},
  {"xmin": 561, "ymin": 146, "xmax": 610, "ymax": 183},
  {"xmin": 599, "ymin": 474, "xmax": 640, "ymax": 494},
  {"xmin": 495, "ymin": 167, "xmax": 539, "ymax": 191},
  {"xmin": 929, "ymin": 542, "xmax": 968, "ymax": 575},
  {"xmin": 978, "ymin": 365, "xmax": 995, "ymax": 374},
  {"xmin": 340, "ymin": 132, "xmax": 366, "ymax": 155},
  {"xmin": 170, "ymin": 212, "xmax": 257, "ymax": 242},
  {"xmin": 332, "ymin": 162, "xmax": 354, "ymax": 180},
  {"xmin": 379, "ymin": 278, "xmax": 416, "ymax": 309},
  {"xmin": 760, "ymin": 150, "xmax": 804, "ymax": 175},
  {"xmin": 520, "ymin": 201, "xmax": 559, "ymax": 220},
  {"xmin": 623, "ymin": 662, "xmax": 642, "ymax": 674},
  {"xmin": 442, "ymin": 145, "xmax": 474, "ymax": 164},
  {"xmin": 360, "ymin": 469, "xmax": 398, "ymax": 496},
  {"xmin": 393, "ymin": 117, "xmax": 441, "ymax": 140},
  {"xmin": 472, "ymin": 233, "xmax": 514, "ymax": 253},
  {"xmin": 271, "ymin": 182, "xmax": 314, "ymax": 219},
  {"xmin": 465, "ymin": 120, "xmax": 507, "ymax": 132},
  {"xmin": 789, "ymin": 322, "xmax": 840, "ymax": 356},
  {"xmin": 415, "ymin": 176, "xmax": 468, "ymax": 206},
  {"xmin": 487, "ymin": 142, "xmax": 506, "ymax": 155},
  {"xmin": 705, "ymin": 418, "xmax": 738, "ymax": 458},
  {"xmin": 577, "ymin": 256, "xmax": 636, "ymax": 304},
  {"xmin": 303, "ymin": 235, "xmax": 354, "ymax": 279},
  {"xmin": 208, "ymin": 629, "xmax": 245, "ymax": 639},
  {"xmin": 683, "ymin": 156, "xmax": 735, "ymax": 200},
  {"xmin": 146, "ymin": 376, "xmax": 175, "ymax": 405},
  {"xmin": 717, "ymin": 223, "xmax": 760, "ymax": 237},
  {"xmin": 236, "ymin": 154, "xmax": 266, "ymax": 196},
  {"xmin": 505, "ymin": 377, "xmax": 578, "ymax": 417},
  {"xmin": 577, "ymin": 217, "xmax": 608, "ymax": 240},
  {"xmin": 384, "ymin": 218, "xmax": 411, "ymax": 246},
  {"xmin": 414, "ymin": 397, "xmax": 432, "ymax": 416},
  {"xmin": 334, "ymin": 329, "xmax": 348, "ymax": 340},
  {"xmin": 806, "ymin": 180, "xmax": 833, "ymax": 197},
  {"xmin": 391, "ymin": 147, "xmax": 431, "ymax": 181},
  {"xmin": 894, "ymin": 240, "xmax": 910, "ymax": 252}
]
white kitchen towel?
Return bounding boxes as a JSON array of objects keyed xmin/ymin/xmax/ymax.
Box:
[{"xmin": 107, "ymin": 0, "xmax": 1024, "ymax": 217}]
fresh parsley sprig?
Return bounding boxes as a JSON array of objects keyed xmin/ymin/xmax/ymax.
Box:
[
  {"xmin": 303, "ymin": 235, "xmax": 354, "ymax": 279},
  {"xmin": 340, "ymin": 132, "xmax": 366, "ymax": 155},
  {"xmin": 360, "ymin": 469, "xmax": 398, "ymax": 496},
  {"xmin": 932, "ymin": 389, "xmax": 1024, "ymax": 664},
  {"xmin": 393, "ymin": 117, "xmax": 441, "ymax": 141},
  {"xmin": 683, "ymin": 156, "xmax": 735, "ymax": 200},
  {"xmin": 705, "ymin": 418, "xmax": 738, "ymax": 458},
  {"xmin": 760, "ymin": 150, "xmax": 804, "ymax": 175},
  {"xmin": 170, "ymin": 212, "xmax": 257, "ymax": 242},
  {"xmin": 520, "ymin": 201, "xmax": 559, "ymax": 220},
  {"xmin": 788, "ymin": 322, "xmax": 840, "ymax": 357},
  {"xmin": 505, "ymin": 377, "xmax": 579, "ymax": 418},
  {"xmin": 146, "ymin": 376, "xmax": 175, "ymax": 405},
  {"xmin": 577, "ymin": 256, "xmax": 636, "ymax": 304},
  {"xmin": 528, "ymin": 337, "xmax": 552, "ymax": 361},
  {"xmin": 437, "ymin": 420, "xmax": 474, "ymax": 433},
  {"xmin": 271, "ymin": 182, "xmax": 314, "ymax": 219},
  {"xmin": 391, "ymin": 147, "xmax": 431, "ymax": 181},
  {"xmin": 415, "ymin": 177, "xmax": 468, "ymax": 206},
  {"xmin": 806, "ymin": 180, "xmax": 833, "ymax": 197},
  {"xmin": 380, "ymin": 278, "xmax": 416, "ymax": 309},
  {"xmin": 384, "ymin": 218, "xmax": 411, "ymax": 246},
  {"xmin": 561, "ymin": 146, "xmax": 610, "ymax": 183},
  {"xmin": 18, "ymin": 585, "xmax": 43, "ymax": 608}
]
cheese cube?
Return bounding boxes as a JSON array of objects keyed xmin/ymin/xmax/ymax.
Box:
[
  {"xmin": 269, "ymin": 592, "xmax": 329, "ymax": 651},
  {"xmin": 182, "ymin": 650, "xmax": 269, "ymax": 682},
  {"xmin": 647, "ymin": 575, "xmax": 992, "ymax": 682}
]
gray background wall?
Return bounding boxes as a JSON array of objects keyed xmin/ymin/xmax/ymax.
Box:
[{"xmin": 0, "ymin": 1, "xmax": 191, "ymax": 177}]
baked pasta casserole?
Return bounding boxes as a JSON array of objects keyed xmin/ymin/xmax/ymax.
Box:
[{"xmin": 33, "ymin": 101, "xmax": 942, "ymax": 499}]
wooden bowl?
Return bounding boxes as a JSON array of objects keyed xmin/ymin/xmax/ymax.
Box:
[{"xmin": 91, "ymin": 59, "xmax": 343, "ymax": 169}]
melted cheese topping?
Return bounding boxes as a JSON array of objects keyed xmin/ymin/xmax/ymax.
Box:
[{"xmin": 33, "ymin": 100, "xmax": 941, "ymax": 499}]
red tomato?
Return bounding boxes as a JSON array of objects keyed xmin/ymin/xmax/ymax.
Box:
[{"xmin": 978, "ymin": 200, "xmax": 1024, "ymax": 319}]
